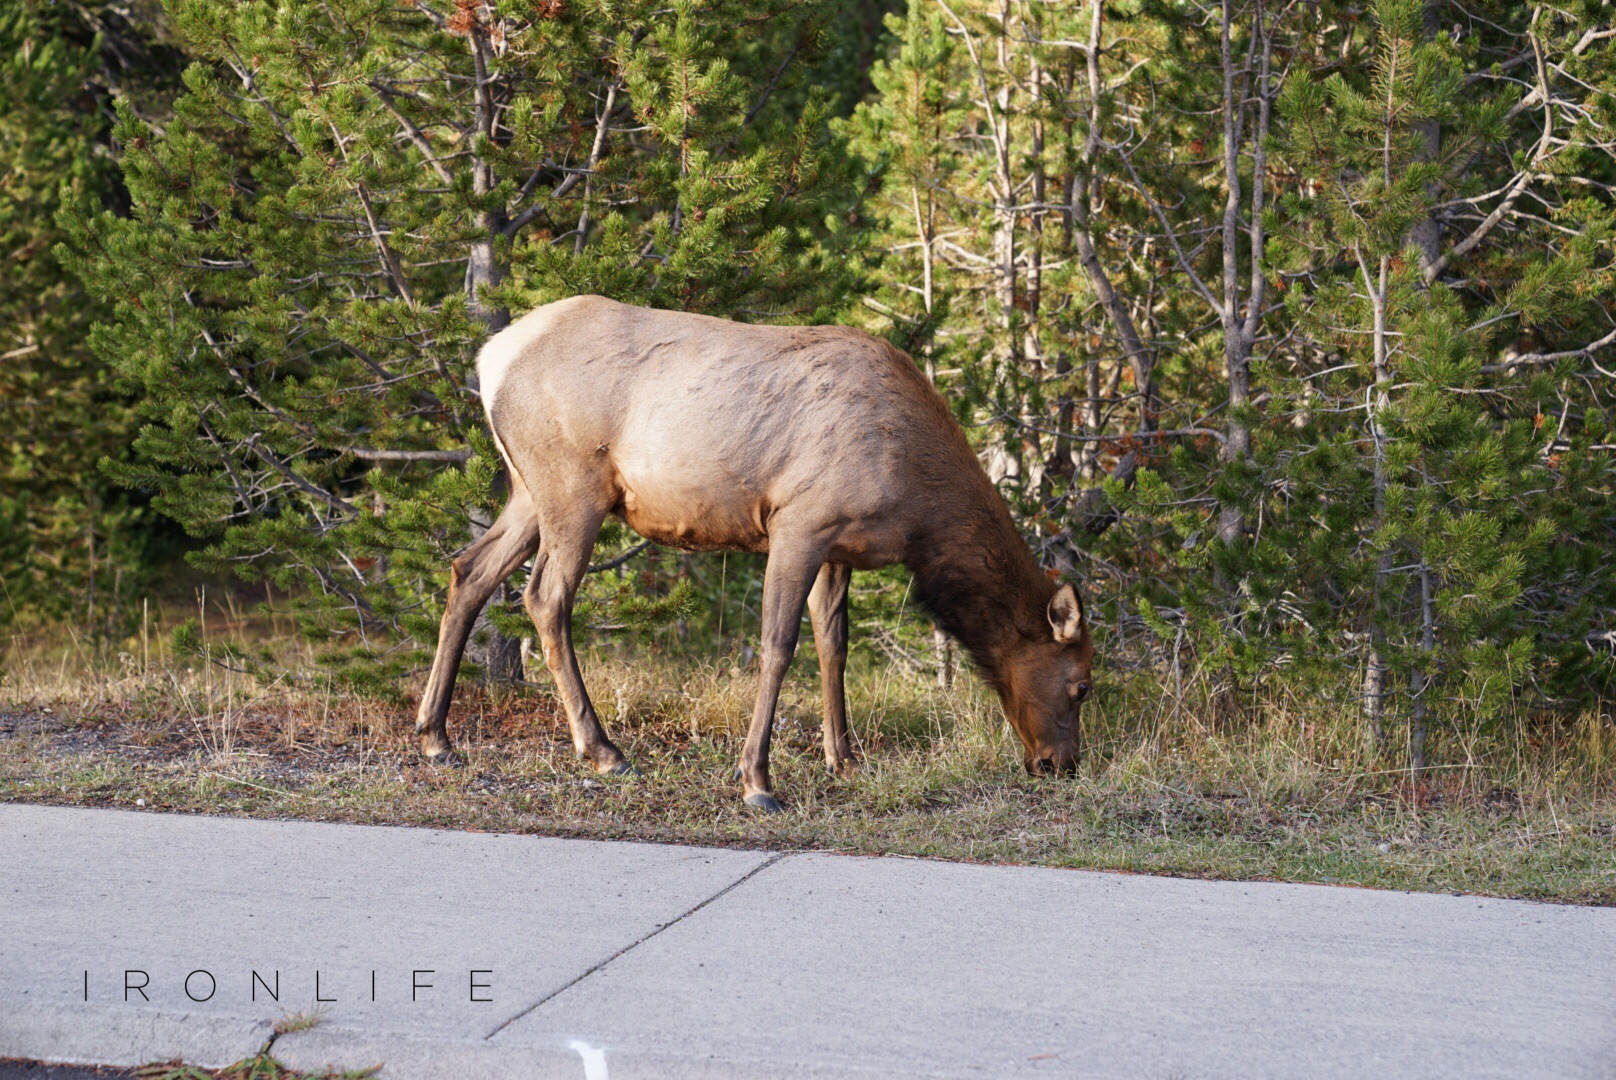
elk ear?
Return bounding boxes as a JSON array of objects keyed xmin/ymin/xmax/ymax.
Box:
[{"xmin": 1047, "ymin": 583, "xmax": 1084, "ymax": 643}]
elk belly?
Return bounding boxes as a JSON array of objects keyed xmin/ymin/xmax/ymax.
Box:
[{"xmin": 616, "ymin": 485, "xmax": 770, "ymax": 554}]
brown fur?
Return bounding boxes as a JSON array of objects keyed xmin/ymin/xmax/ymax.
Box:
[{"xmin": 416, "ymin": 296, "xmax": 1095, "ymax": 807}]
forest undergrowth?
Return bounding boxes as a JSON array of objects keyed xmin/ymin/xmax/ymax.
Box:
[{"xmin": 4, "ymin": 601, "xmax": 1611, "ymax": 905}]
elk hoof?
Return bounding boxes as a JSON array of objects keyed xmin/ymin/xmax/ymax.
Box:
[
  {"xmin": 744, "ymin": 792, "xmax": 784, "ymax": 814},
  {"xmin": 581, "ymin": 743, "xmax": 631, "ymax": 775},
  {"xmin": 424, "ymin": 747, "xmax": 463, "ymax": 768},
  {"xmin": 732, "ymin": 766, "xmax": 743, "ymax": 783}
]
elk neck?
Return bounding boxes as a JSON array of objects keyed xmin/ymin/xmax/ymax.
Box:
[{"xmin": 903, "ymin": 478, "xmax": 1057, "ymax": 691}]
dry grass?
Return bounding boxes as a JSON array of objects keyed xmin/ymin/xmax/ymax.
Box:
[
  {"xmin": 3, "ymin": 606, "xmax": 1614, "ymax": 904},
  {"xmin": 134, "ymin": 1041, "xmax": 375, "ymax": 1080}
]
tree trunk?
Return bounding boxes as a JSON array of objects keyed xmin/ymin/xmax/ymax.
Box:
[
  {"xmin": 465, "ymin": 22, "xmax": 521, "ymax": 685},
  {"xmin": 934, "ymin": 628, "xmax": 953, "ymax": 690},
  {"xmin": 464, "ymin": 508, "xmax": 525, "ymax": 686},
  {"xmin": 1068, "ymin": 0, "xmax": 1153, "ymax": 536},
  {"xmin": 1364, "ymin": 254, "xmax": 1393, "ymax": 751},
  {"xmin": 1215, "ymin": 0, "xmax": 1271, "ymax": 555},
  {"xmin": 1408, "ymin": 1, "xmax": 1444, "ymax": 277},
  {"xmin": 1408, "ymin": 564, "xmax": 1435, "ymax": 776}
]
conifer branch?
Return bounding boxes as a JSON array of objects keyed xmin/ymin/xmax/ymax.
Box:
[{"xmin": 371, "ymin": 81, "xmax": 454, "ymax": 185}]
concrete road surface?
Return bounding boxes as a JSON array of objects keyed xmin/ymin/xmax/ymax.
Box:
[{"xmin": 1, "ymin": 803, "xmax": 1612, "ymax": 1079}]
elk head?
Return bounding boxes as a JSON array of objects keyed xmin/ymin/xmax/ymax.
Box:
[{"xmin": 997, "ymin": 582, "xmax": 1094, "ymax": 776}]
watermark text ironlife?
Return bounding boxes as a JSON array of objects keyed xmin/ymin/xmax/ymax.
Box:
[{"xmin": 80, "ymin": 969, "xmax": 494, "ymax": 1004}]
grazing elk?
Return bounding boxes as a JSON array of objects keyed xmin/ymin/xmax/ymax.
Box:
[{"xmin": 416, "ymin": 295, "xmax": 1095, "ymax": 811}]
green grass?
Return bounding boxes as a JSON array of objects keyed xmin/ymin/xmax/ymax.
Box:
[{"xmin": 3, "ymin": 624, "xmax": 1613, "ymax": 904}]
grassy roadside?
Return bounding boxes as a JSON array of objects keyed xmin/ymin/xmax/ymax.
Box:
[
  {"xmin": 132, "ymin": 1045, "xmax": 374, "ymax": 1080},
  {"xmin": 4, "ymin": 630, "xmax": 1613, "ymax": 905},
  {"xmin": 2, "ymin": 1037, "xmax": 371, "ymax": 1080}
]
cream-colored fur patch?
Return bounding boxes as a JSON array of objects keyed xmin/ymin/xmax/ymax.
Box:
[{"xmin": 476, "ymin": 305, "xmax": 557, "ymax": 472}]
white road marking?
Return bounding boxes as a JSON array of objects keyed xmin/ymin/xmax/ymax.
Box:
[{"xmin": 568, "ymin": 1037, "xmax": 610, "ymax": 1080}]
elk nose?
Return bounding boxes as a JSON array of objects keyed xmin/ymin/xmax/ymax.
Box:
[{"xmin": 1028, "ymin": 752, "xmax": 1079, "ymax": 777}]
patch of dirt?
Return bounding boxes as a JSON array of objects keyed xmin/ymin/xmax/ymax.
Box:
[
  {"xmin": 0, "ymin": 688, "xmax": 588, "ymax": 797},
  {"xmin": 0, "ymin": 1059, "xmax": 137, "ymax": 1080},
  {"xmin": 1483, "ymin": 785, "xmax": 1522, "ymax": 814}
]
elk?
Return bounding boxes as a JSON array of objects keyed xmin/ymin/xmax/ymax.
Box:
[{"xmin": 416, "ymin": 295, "xmax": 1095, "ymax": 811}]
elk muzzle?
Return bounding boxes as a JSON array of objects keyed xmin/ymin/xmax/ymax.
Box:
[{"xmin": 1027, "ymin": 746, "xmax": 1080, "ymax": 777}]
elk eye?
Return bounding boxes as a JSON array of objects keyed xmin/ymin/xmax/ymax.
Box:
[{"xmin": 1073, "ymin": 681, "xmax": 1092, "ymax": 704}]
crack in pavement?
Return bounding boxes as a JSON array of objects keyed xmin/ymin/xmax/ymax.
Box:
[{"xmin": 482, "ymin": 852, "xmax": 793, "ymax": 1040}]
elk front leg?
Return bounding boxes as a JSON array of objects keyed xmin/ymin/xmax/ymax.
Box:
[
  {"xmin": 807, "ymin": 562, "xmax": 854, "ymax": 774},
  {"xmin": 739, "ymin": 537, "xmax": 828, "ymax": 812},
  {"xmin": 522, "ymin": 510, "xmax": 630, "ymax": 775},
  {"xmin": 416, "ymin": 493, "xmax": 542, "ymax": 763}
]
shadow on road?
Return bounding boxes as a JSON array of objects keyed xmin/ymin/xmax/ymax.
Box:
[{"xmin": 0, "ymin": 1061, "xmax": 136, "ymax": 1080}]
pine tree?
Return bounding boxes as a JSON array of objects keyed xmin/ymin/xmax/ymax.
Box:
[
  {"xmin": 842, "ymin": 0, "xmax": 959, "ymax": 366},
  {"xmin": 64, "ymin": 0, "xmax": 857, "ymax": 689},
  {"xmin": 847, "ymin": 0, "xmax": 1616, "ymax": 747},
  {"xmin": 0, "ymin": 0, "xmax": 183, "ymax": 632},
  {"xmin": 1270, "ymin": 0, "xmax": 1616, "ymax": 763}
]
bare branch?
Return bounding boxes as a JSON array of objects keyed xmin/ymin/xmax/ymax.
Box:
[
  {"xmin": 244, "ymin": 437, "xmax": 359, "ymax": 517},
  {"xmin": 355, "ymin": 185, "xmax": 417, "ymax": 306},
  {"xmin": 1482, "ymin": 325, "xmax": 1616, "ymax": 373},
  {"xmin": 588, "ymin": 540, "xmax": 654, "ymax": 574},
  {"xmin": 348, "ymin": 448, "xmax": 472, "ymax": 462},
  {"xmin": 371, "ymin": 81, "xmax": 455, "ymax": 185},
  {"xmin": 1425, "ymin": 21, "xmax": 1556, "ymax": 283}
]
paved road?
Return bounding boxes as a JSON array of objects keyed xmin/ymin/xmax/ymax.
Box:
[
  {"xmin": 0, "ymin": 1064, "xmax": 133, "ymax": 1080},
  {"xmin": 1, "ymin": 804, "xmax": 1612, "ymax": 1079}
]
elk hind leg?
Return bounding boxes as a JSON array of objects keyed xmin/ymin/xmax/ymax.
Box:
[
  {"xmin": 807, "ymin": 562, "xmax": 854, "ymax": 774},
  {"xmin": 416, "ymin": 492, "xmax": 542, "ymax": 763},
  {"xmin": 523, "ymin": 507, "xmax": 629, "ymax": 774}
]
